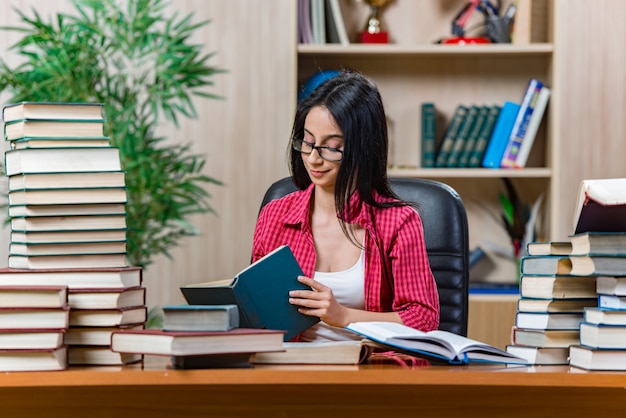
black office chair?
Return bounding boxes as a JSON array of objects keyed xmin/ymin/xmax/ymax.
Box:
[{"xmin": 259, "ymin": 177, "xmax": 470, "ymax": 336}]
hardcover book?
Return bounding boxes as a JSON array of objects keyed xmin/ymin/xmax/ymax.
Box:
[
  {"xmin": 0, "ymin": 305, "xmax": 70, "ymax": 330},
  {"xmin": 569, "ymin": 344, "xmax": 626, "ymax": 371},
  {"xmin": 435, "ymin": 105, "xmax": 467, "ymax": 167},
  {"xmin": 0, "ymin": 346, "xmax": 68, "ymax": 372},
  {"xmin": 4, "ymin": 119, "xmax": 105, "ymax": 140},
  {"xmin": 69, "ymin": 306, "xmax": 147, "ymax": 327},
  {"xmin": 420, "ymin": 102, "xmax": 436, "ymax": 168},
  {"xmin": 162, "ymin": 304, "xmax": 240, "ymax": 332},
  {"xmin": 526, "ymin": 241, "xmax": 572, "ymax": 256},
  {"xmin": 519, "ymin": 275, "xmax": 597, "ymax": 299},
  {"xmin": 579, "ymin": 322, "xmax": 626, "ymax": 349},
  {"xmin": 67, "ymin": 287, "xmax": 146, "ymax": 310},
  {"xmin": 0, "ymin": 285, "xmax": 67, "ymax": 308},
  {"xmin": 67, "ymin": 345, "xmax": 142, "ymax": 366},
  {"xmin": 511, "ymin": 328, "xmax": 580, "ymax": 348},
  {"xmin": 517, "ymin": 298, "xmax": 596, "ymax": 313},
  {"xmin": 445, "ymin": 104, "xmax": 478, "ymax": 167},
  {"xmin": 2, "ymin": 102, "xmax": 104, "ymax": 122},
  {"xmin": 481, "ymin": 101, "xmax": 520, "ymax": 168},
  {"xmin": 345, "ymin": 321, "xmax": 527, "ymax": 365},
  {"xmin": 8, "ymin": 187, "xmax": 127, "ymax": 206},
  {"xmin": 181, "ymin": 245, "xmax": 319, "ymax": 341},
  {"xmin": 8, "ymin": 171, "xmax": 126, "ymax": 190},
  {"xmin": 583, "ymin": 307, "xmax": 626, "ymax": 326},
  {"xmin": 515, "ymin": 312, "xmax": 583, "ymax": 330},
  {"xmin": 572, "ymin": 178, "xmax": 626, "ymax": 234},
  {"xmin": 508, "ymin": 85, "xmax": 551, "ymax": 168},
  {"xmin": 8, "ymin": 203, "xmax": 127, "ymax": 218},
  {"xmin": 505, "ymin": 345, "xmax": 569, "ymax": 365},
  {"xmin": 596, "ymin": 276, "xmax": 626, "ymax": 296},
  {"xmin": 251, "ymin": 340, "xmax": 372, "ymax": 365},
  {"xmin": 0, "ymin": 267, "xmax": 142, "ymax": 290},
  {"xmin": 8, "ymin": 253, "xmax": 128, "ymax": 270},
  {"xmin": 10, "ymin": 137, "xmax": 110, "ymax": 149},
  {"xmin": 11, "ymin": 214, "xmax": 127, "ymax": 232},
  {"xmin": 457, "ymin": 105, "xmax": 489, "ymax": 167},
  {"xmin": 0, "ymin": 329, "xmax": 65, "ymax": 350},
  {"xmin": 10, "ymin": 229, "xmax": 128, "ymax": 244},
  {"xmin": 4, "ymin": 147, "xmax": 122, "ymax": 176},
  {"xmin": 570, "ymin": 232, "xmax": 626, "ymax": 255},
  {"xmin": 468, "ymin": 104, "xmax": 500, "ymax": 167}
]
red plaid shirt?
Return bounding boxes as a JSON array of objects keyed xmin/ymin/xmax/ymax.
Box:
[{"xmin": 252, "ymin": 184, "xmax": 439, "ymax": 331}]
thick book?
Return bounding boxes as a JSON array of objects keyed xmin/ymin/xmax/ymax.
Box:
[
  {"xmin": 519, "ymin": 275, "xmax": 597, "ymax": 299},
  {"xmin": 515, "ymin": 312, "xmax": 583, "ymax": 330},
  {"xmin": 4, "ymin": 119, "xmax": 105, "ymax": 140},
  {"xmin": 181, "ymin": 245, "xmax": 319, "ymax": 341},
  {"xmin": 511, "ymin": 328, "xmax": 580, "ymax": 348},
  {"xmin": 8, "ymin": 187, "xmax": 127, "ymax": 206},
  {"xmin": 445, "ymin": 104, "xmax": 479, "ymax": 167},
  {"xmin": 569, "ymin": 344, "xmax": 626, "ymax": 371},
  {"xmin": 9, "ymin": 241, "xmax": 127, "ymax": 257},
  {"xmin": 10, "ymin": 229, "xmax": 127, "ymax": 244},
  {"xmin": 345, "ymin": 321, "xmax": 527, "ymax": 365},
  {"xmin": 110, "ymin": 328, "xmax": 285, "ymax": 357},
  {"xmin": 8, "ymin": 253, "xmax": 128, "ymax": 270},
  {"xmin": 64, "ymin": 324, "xmax": 144, "ymax": 346},
  {"xmin": 69, "ymin": 306, "xmax": 147, "ymax": 327},
  {"xmin": 508, "ymin": 85, "xmax": 551, "ymax": 168},
  {"xmin": 162, "ymin": 304, "xmax": 239, "ymax": 332},
  {"xmin": 596, "ymin": 276, "xmax": 626, "ymax": 296},
  {"xmin": 570, "ymin": 231, "xmax": 626, "ymax": 255},
  {"xmin": 0, "ymin": 285, "xmax": 67, "ymax": 308},
  {"xmin": 500, "ymin": 78, "xmax": 544, "ymax": 167},
  {"xmin": 481, "ymin": 101, "xmax": 520, "ymax": 168},
  {"xmin": 11, "ymin": 214, "xmax": 127, "ymax": 232},
  {"xmin": 2, "ymin": 102, "xmax": 104, "ymax": 122},
  {"xmin": 468, "ymin": 104, "xmax": 500, "ymax": 167},
  {"xmin": 4, "ymin": 147, "xmax": 122, "ymax": 176},
  {"xmin": 568, "ymin": 254, "xmax": 626, "ymax": 276},
  {"xmin": 251, "ymin": 340, "xmax": 372, "ymax": 365},
  {"xmin": 526, "ymin": 241, "xmax": 572, "ymax": 256},
  {"xmin": 0, "ymin": 346, "xmax": 67, "ymax": 372},
  {"xmin": 435, "ymin": 105, "xmax": 468, "ymax": 167},
  {"xmin": 10, "ymin": 137, "xmax": 110, "ymax": 149},
  {"xmin": 517, "ymin": 298, "xmax": 597, "ymax": 313},
  {"xmin": 598, "ymin": 294, "xmax": 626, "ymax": 310},
  {"xmin": 572, "ymin": 178, "xmax": 626, "ymax": 234},
  {"xmin": 67, "ymin": 346, "xmax": 142, "ymax": 366},
  {"xmin": 420, "ymin": 102, "xmax": 436, "ymax": 168},
  {"xmin": 505, "ymin": 345, "xmax": 569, "ymax": 365},
  {"xmin": 584, "ymin": 307, "xmax": 626, "ymax": 326},
  {"xmin": 9, "ymin": 203, "xmax": 126, "ymax": 218},
  {"xmin": 0, "ymin": 305, "xmax": 70, "ymax": 330},
  {"xmin": 457, "ymin": 105, "xmax": 489, "ymax": 167},
  {"xmin": 0, "ymin": 267, "xmax": 142, "ymax": 290},
  {"xmin": 0, "ymin": 329, "xmax": 65, "ymax": 350},
  {"xmin": 579, "ymin": 322, "xmax": 626, "ymax": 349},
  {"xmin": 8, "ymin": 171, "xmax": 126, "ymax": 190},
  {"xmin": 67, "ymin": 287, "xmax": 146, "ymax": 310}
]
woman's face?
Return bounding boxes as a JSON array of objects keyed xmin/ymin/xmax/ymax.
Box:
[{"xmin": 300, "ymin": 106, "xmax": 343, "ymax": 191}]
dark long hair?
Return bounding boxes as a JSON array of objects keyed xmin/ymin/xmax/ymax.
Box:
[{"xmin": 289, "ymin": 70, "xmax": 406, "ymax": 243}]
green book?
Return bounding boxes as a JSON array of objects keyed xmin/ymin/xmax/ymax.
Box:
[
  {"xmin": 420, "ymin": 103, "xmax": 436, "ymax": 168},
  {"xmin": 457, "ymin": 105, "xmax": 489, "ymax": 167},
  {"xmin": 180, "ymin": 245, "xmax": 319, "ymax": 341},
  {"xmin": 435, "ymin": 105, "xmax": 468, "ymax": 167},
  {"xmin": 446, "ymin": 105, "xmax": 479, "ymax": 167},
  {"xmin": 468, "ymin": 104, "xmax": 501, "ymax": 167}
]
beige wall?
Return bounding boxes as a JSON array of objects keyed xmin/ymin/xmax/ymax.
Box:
[{"xmin": 1, "ymin": 1, "xmax": 624, "ymax": 309}]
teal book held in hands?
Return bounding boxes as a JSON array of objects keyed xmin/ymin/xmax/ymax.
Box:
[{"xmin": 180, "ymin": 245, "xmax": 319, "ymax": 340}]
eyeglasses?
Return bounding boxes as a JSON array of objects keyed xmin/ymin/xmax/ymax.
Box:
[{"xmin": 292, "ymin": 139, "xmax": 343, "ymax": 162}]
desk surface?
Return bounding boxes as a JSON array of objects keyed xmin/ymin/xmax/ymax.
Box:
[{"xmin": 1, "ymin": 356, "xmax": 626, "ymax": 418}]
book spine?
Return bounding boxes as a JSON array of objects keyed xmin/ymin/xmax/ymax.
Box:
[
  {"xmin": 446, "ymin": 105, "xmax": 479, "ymax": 168},
  {"xmin": 500, "ymin": 79, "xmax": 544, "ymax": 168},
  {"xmin": 420, "ymin": 103, "xmax": 436, "ymax": 168},
  {"xmin": 435, "ymin": 105, "xmax": 467, "ymax": 167},
  {"xmin": 458, "ymin": 105, "xmax": 488, "ymax": 168},
  {"xmin": 327, "ymin": 0, "xmax": 349, "ymax": 45},
  {"xmin": 468, "ymin": 104, "xmax": 500, "ymax": 167},
  {"xmin": 509, "ymin": 86, "xmax": 551, "ymax": 168},
  {"xmin": 481, "ymin": 101, "xmax": 520, "ymax": 168}
]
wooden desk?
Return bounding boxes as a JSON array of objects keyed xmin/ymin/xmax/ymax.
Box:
[{"xmin": 1, "ymin": 357, "xmax": 625, "ymax": 418}]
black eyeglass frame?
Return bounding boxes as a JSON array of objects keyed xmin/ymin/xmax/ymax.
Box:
[{"xmin": 292, "ymin": 138, "xmax": 343, "ymax": 162}]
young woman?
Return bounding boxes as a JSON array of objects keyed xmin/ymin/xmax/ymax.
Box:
[{"xmin": 252, "ymin": 71, "xmax": 439, "ymax": 341}]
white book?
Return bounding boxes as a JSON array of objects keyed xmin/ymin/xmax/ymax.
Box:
[
  {"xmin": 4, "ymin": 147, "xmax": 122, "ymax": 176},
  {"xmin": 512, "ymin": 85, "xmax": 551, "ymax": 168}
]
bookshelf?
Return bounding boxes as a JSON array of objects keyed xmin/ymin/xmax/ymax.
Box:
[{"xmin": 296, "ymin": 0, "xmax": 555, "ymax": 282}]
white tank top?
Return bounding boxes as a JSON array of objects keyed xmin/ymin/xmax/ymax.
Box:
[{"xmin": 299, "ymin": 249, "xmax": 366, "ymax": 342}]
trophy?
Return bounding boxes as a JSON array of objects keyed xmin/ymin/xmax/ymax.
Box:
[{"xmin": 359, "ymin": 0, "xmax": 393, "ymax": 44}]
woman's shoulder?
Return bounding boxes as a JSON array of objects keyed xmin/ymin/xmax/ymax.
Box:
[{"xmin": 260, "ymin": 187, "xmax": 309, "ymax": 220}]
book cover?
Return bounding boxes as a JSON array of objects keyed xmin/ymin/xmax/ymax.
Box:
[
  {"xmin": 172, "ymin": 352, "xmax": 253, "ymax": 369},
  {"xmin": 579, "ymin": 322, "xmax": 626, "ymax": 349},
  {"xmin": 0, "ymin": 266, "xmax": 142, "ymax": 290},
  {"xmin": 457, "ymin": 105, "xmax": 488, "ymax": 167},
  {"xmin": 345, "ymin": 321, "xmax": 527, "ymax": 365},
  {"xmin": 519, "ymin": 275, "xmax": 597, "ymax": 299},
  {"xmin": 509, "ymin": 85, "xmax": 551, "ymax": 168},
  {"xmin": 445, "ymin": 104, "xmax": 479, "ymax": 167},
  {"xmin": 420, "ymin": 102, "xmax": 436, "ymax": 168},
  {"xmin": 515, "ymin": 312, "xmax": 583, "ymax": 330},
  {"xmin": 572, "ymin": 178, "xmax": 626, "ymax": 234},
  {"xmin": 4, "ymin": 147, "xmax": 122, "ymax": 176},
  {"xmin": 468, "ymin": 104, "xmax": 500, "ymax": 167},
  {"xmin": 500, "ymin": 78, "xmax": 544, "ymax": 167},
  {"xmin": 435, "ymin": 105, "xmax": 468, "ymax": 167},
  {"xmin": 481, "ymin": 101, "xmax": 520, "ymax": 168},
  {"xmin": 511, "ymin": 328, "xmax": 580, "ymax": 348},
  {"xmin": 110, "ymin": 328, "xmax": 286, "ymax": 357},
  {"xmin": 2, "ymin": 102, "xmax": 104, "ymax": 122},
  {"xmin": 67, "ymin": 287, "xmax": 146, "ymax": 310},
  {"xmin": 162, "ymin": 304, "xmax": 239, "ymax": 332},
  {"xmin": 4, "ymin": 119, "xmax": 105, "ymax": 140},
  {"xmin": 181, "ymin": 245, "xmax": 319, "ymax": 341}
]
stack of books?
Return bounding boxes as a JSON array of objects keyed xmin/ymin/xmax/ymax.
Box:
[
  {"xmin": 1, "ymin": 101, "xmax": 147, "ymax": 367},
  {"xmin": 0, "ymin": 285, "xmax": 69, "ymax": 371}
]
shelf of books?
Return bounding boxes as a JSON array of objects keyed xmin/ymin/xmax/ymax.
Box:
[{"xmin": 295, "ymin": 0, "xmax": 556, "ymax": 282}]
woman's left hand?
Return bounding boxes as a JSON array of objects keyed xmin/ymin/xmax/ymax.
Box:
[{"xmin": 288, "ymin": 275, "xmax": 349, "ymax": 327}]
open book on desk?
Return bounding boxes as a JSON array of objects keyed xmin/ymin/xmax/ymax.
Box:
[
  {"xmin": 180, "ymin": 245, "xmax": 319, "ymax": 341},
  {"xmin": 346, "ymin": 322, "xmax": 528, "ymax": 365}
]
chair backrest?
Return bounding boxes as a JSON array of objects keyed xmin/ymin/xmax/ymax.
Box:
[{"xmin": 259, "ymin": 177, "xmax": 470, "ymax": 336}]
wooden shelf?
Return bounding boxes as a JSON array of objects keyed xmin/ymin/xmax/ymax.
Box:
[
  {"xmin": 298, "ymin": 43, "xmax": 554, "ymax": 56},
  {"xmin": 388, "ymin": 167, "xmax": 552, "ymax": 179}
]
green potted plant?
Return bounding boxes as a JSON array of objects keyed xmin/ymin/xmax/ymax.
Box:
[{"xmin": 0, "ymin": 0, "xmax": 223, "ymax": 268}]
